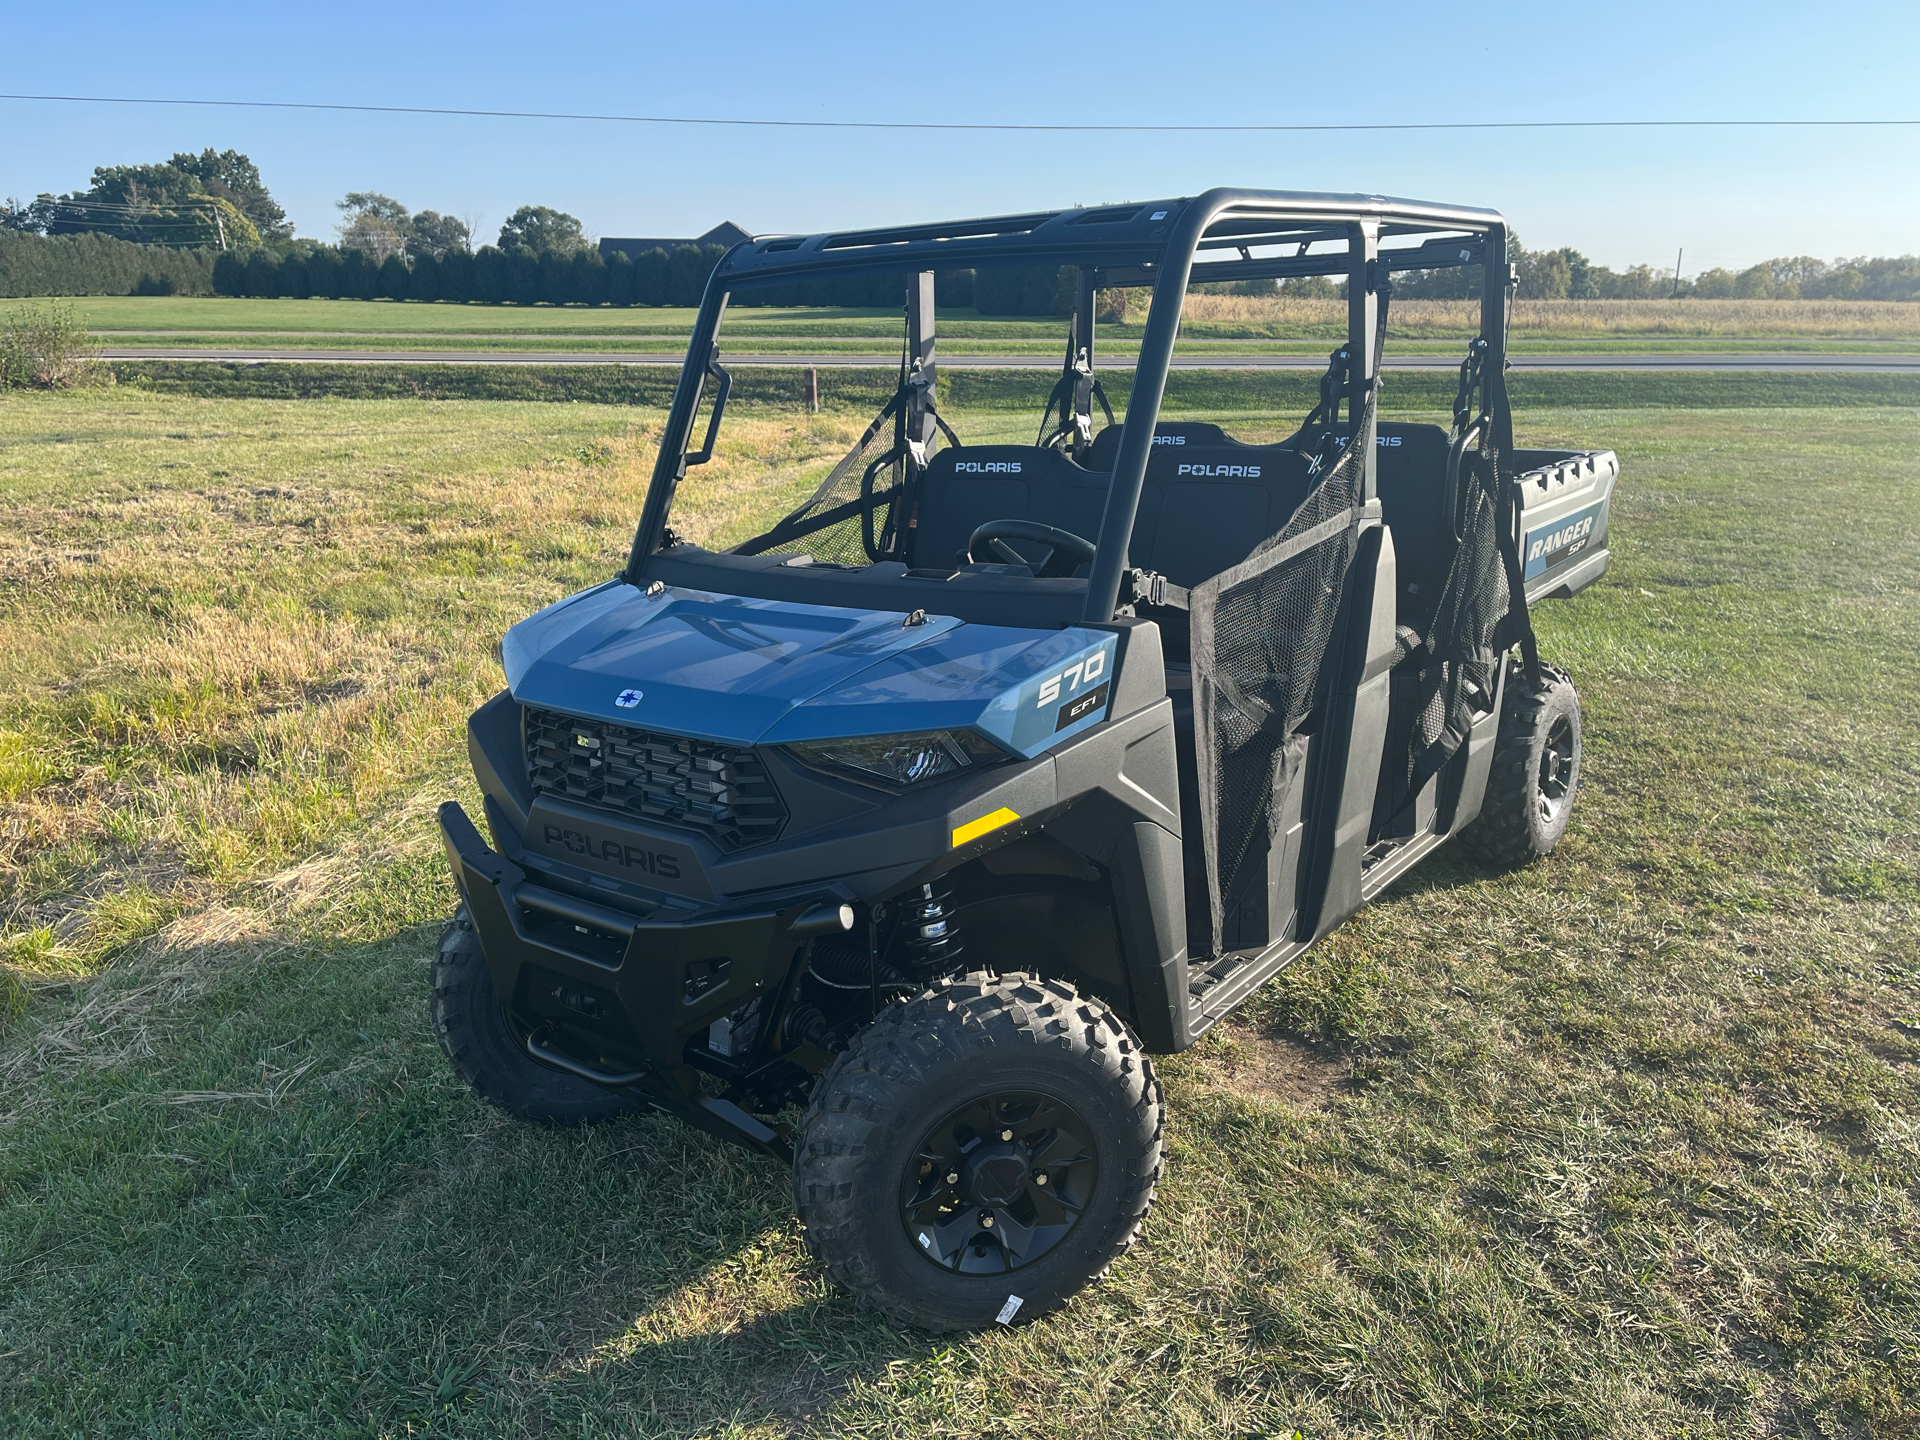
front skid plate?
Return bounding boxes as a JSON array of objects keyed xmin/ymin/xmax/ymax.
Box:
[{"xmin": 439, "ymin": 799, "xmax": 796, "ymax": 1159}]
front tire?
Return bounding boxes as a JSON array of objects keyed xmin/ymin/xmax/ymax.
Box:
[
  {"xmin": 430, "ymin": 908, "xmax": 639, "ymax": 1125},
  {"xmin": 1463, "ymin": 663, "xmax": 1582, "ymax": 868},
  {"xmin": 795, "ymin": 972, "xmax": 1164, "ymax": 1332}
]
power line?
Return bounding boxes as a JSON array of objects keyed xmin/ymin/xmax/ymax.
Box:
[{"xmin": 1, "ymin": 91, "xmax": 1916, "ymax": 133}]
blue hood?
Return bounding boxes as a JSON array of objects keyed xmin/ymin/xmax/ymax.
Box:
[{"xmin": 502, "ymin": 582, "xmax": 1119, "ymax": 757}]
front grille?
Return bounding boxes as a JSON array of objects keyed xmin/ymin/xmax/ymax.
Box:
[{"xmin": 525, "ymin": 708, "xmax": 786, "ymax": 852}]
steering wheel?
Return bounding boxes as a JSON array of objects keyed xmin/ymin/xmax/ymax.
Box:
[{"xmin": 965, "ymin": 519, "xmax": 1098, "ymax": 578}]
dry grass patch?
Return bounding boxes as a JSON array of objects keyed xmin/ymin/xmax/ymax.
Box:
[
  {"xmin": 669, "ymin": 413, "xmax": 866, "ymax": 551},
  {"xmin": 1173, "ymin": 294, "xmax": 1920, "ymax": 339}
]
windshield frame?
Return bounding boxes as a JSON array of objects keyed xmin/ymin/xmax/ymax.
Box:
[{"xmin": 624, "ymin": 189, "xmax": 1515, "ymax": 623}]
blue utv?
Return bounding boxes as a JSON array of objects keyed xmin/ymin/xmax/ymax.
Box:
[{"xmin": 432, "ymin": 189, "xmax": 1618, "ymax": 1331}]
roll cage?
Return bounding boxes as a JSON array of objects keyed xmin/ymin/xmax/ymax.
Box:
[{"xmin": 622, "ymin": 186, "xmax": 1520, "ymax": 627}]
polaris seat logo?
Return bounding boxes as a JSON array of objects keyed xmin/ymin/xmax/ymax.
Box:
[
  {"xmin": 1177, "ymin": 463, "xmax": 1261, "ymax": 478},
  {"xmin": 1153, "ymin": 434, "xmax": 1186, "ymax": 445},
  {"xmin": 956, "ymin": 461, "xmax": 1021, "ymax": 474}
]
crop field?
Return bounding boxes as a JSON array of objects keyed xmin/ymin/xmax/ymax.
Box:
[
  {"xmin": 1, "ymin": 385, "xmax": 1917, "ymax": 1437},
  {"xmin": 7, "ymin": 295, "xmax": 1919, "ymax": 351}
]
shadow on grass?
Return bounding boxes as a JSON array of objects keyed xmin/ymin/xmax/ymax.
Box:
[{"xmin": 0, "ymin": 924, "xmax": 951, "ymax": 1437}]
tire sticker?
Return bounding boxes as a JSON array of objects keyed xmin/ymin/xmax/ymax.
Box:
[{"xmin": 996, "ymin": 1294, "xmax": 1024, "ymax": 1325}]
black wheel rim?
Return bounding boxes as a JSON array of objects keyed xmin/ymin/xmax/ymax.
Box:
[
  {"xmin": 900, "ymin": 1090, "xmax": 1098, "ymax": 1275},
  {"xmin": 1538, "ymin": 715, "xmax": 1575, "ymax": 825}
]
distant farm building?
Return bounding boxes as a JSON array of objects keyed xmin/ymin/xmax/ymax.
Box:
[{"xmin": 599, "ymin": 222, "xmax": 753, "ymax": 260}]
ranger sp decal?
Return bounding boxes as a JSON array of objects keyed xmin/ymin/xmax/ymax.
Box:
[{"xmin": 1524, "ymin": 500, "xmax": 1607, "ymax": 580}]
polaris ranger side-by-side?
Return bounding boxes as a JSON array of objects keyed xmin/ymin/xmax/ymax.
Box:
[{"xmin": 432, "ymin": 189, "xmax": 1617, "ymax": 1330}]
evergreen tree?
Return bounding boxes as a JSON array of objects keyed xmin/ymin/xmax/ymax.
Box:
[
  {"xmin": 243, "ymin": 249, "xmax": 280, "ymax": 297},
  {"xmin": 408, "ymin": 252, "xmax": 441, "ymax": 302},
  {"xmin": 509, "ymin": 246, "xmax": 542, "ymax": 305},
  {"xmin": 603, "ymin": 250, "xmax": 635, "ymax": 307},
  {"xmin": 667, "ymin": 245, "xmax": 711, "ymax": 307},
  {"xmin": 339, "ymin": 248, "xmax": 378, "ymax": 299},
  {"xmin": 438, "ymin": 249, "xmax": 474, "ymax": 304},
  {"xmin": 377, "ymin": 252, "xmax": 411, "ymax": 300},
  {"xmin": 212, "ymin": 250, "xmax": 247, "ymax": 296},
  {"xmin": 472, "ymin": 246, "xmax": 508, "ymax": 303},
  {"xmin": 631, "ymin": 247, "xmax": 670, "ymax": 306},
  {"xmin": 305, "ymin": 247, "xmax": 343, "ymax": 299},
  {"xmin": 538, "ymin": 248, "xmax": 571, "ymax": 305},
  {"xmin": 276, "ymin": 252, "xmax": 308, "ymax": 298},
  {"xmin": 569, "ymin": 249, "xmax": 606, "ymax": 305}
]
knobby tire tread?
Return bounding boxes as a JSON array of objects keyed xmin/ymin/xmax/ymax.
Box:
[
  {"xmin": 1462, "ymin": 663, "xmax": 1580, "ymax": 869},
  {"xmin": 794, "ymin": 971, "xmax": 1165, "ymax": 1331},
  {"xmin": 430, "ymin": 908, "xmax": 637, "ymax": 1126}
]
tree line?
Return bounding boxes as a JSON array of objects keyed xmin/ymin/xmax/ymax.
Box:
[
  {"xmin": 209, "ymin": 241, "xmax": 736, "ymax": 307},
  {"xmin": 0, "ymin": 231, "xmax": 217, "ymax": 298},
  {"xmin": 1395, "ymin": 243, "xmax": 1920, "ymax": 302},
  {"xmin": 6, "ymin": 151, "xmax": 1918, "ymax": 305},
  {"xmin": 2, "ymin": 149, "xmax": 289, "ymax": 250}
]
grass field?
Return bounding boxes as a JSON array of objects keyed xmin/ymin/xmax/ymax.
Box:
[
  {"xmin": 8, "ymin": 295, "xmax": 1920, "ymax": 346},
  {"xmin": 1, "ymin": 387, "xmax": 1917, "ymax": 1437}
]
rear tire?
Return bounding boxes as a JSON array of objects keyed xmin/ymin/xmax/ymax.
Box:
[
  {"xmin": 795, "ymin": 972, "xmax": 1164, "ymax": 1332},
  {"xmin": 1463, "ymin": 663, "xmax": 1582, "ymax": 869},
  {"xmin": 430, "ymin": 908, "xmax": 639, "ymax": 1125}
]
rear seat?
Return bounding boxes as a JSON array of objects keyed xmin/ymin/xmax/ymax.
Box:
[
  {"xmin": 1370, "ymin": 422, "xmax": 1454, "ymax": 639},
  {"xmin": 911, "ymin": 422, "xmax": 1456, "ymax": 648},
  {"xmin": 1086, "ymin": 422, "xmax": 1319, "ymax": 656}
]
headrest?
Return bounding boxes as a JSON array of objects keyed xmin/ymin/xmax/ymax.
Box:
[
  {"xmin": 1374, "ymin": 422, "xmax": 1450, "ymax": 460},
  {"xmin": 1083, "ymin": 422, "xmax": 1234, "ymax": 470}
]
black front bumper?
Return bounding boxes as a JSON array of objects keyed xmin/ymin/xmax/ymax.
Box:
[{"xmin": 438, "ymin": 800, "xmax": 807, "ymax": 1159}]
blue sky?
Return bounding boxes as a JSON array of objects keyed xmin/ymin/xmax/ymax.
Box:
[{"xmin": 5, "ymin": 0, "xmax": 1916, "ymax": 272}]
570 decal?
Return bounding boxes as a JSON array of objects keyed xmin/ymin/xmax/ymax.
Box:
[{"xmin": 1038, "ymin": 647, "xmax": 1107, "ymax": 707}]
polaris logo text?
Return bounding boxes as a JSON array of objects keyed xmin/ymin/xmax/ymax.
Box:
[
  {"xmin": 1153, "ymin": 434, "xmax": 1186, "ymax": 445},
  {"xmin": 1037, "ymin": 648, "xmax": 1107, "ymax": 708},
  {"xmin": 543, "ymin": 823, "xmax": 682, "ymax": 880},
  {"xmin": 956, "ymin": 461, "xmax": 1021, "ymax": 473},
  {"xmin": 1177, "ymin": 463, "xmax": 1261, "ymax": 478}
]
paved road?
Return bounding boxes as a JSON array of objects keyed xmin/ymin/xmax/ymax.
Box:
[
  {"xmin": 89, "ymin": 329, "xmax": 1920, "ymax": 348},
  {"xmin": 100, "ymin": 347, "xmax": 1920, "ymax": 373}
]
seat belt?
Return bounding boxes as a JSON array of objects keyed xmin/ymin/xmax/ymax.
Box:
[{"xmin": 1037, "ymin": 316, "xmax": 1114, "ymax": 459}]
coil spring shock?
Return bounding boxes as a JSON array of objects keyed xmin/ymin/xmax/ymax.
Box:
[{"xmin": 897, "ymin": 878, "xmax": 963, "ymax": 981}]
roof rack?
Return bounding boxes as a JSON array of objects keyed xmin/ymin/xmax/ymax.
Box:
[{"xmin": 719, "ymin": 189, "xmax": 1505, "ymax": 288}]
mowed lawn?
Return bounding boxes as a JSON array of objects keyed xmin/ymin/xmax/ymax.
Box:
[{"xmin": 0, "ymin": 390, "xmax": 1916, "ymax": 1438}]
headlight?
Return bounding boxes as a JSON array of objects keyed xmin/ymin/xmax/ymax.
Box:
[{"xmin": 787, "ymin": 729, "xmax": 1009, "ymax": 789}]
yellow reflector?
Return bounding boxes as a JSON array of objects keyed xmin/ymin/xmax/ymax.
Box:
[{"xmin": 951, "ymin": 806, "xmax": 1019, "ymax": 849}]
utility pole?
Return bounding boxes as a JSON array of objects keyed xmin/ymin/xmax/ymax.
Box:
[
  {"xmin": 1671, "ymin": 247, "xmax": 1682, "ymax": 299},
  {"xmin": 214, "ymin": 205, "xmax": 227, "ymax": 251}
]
